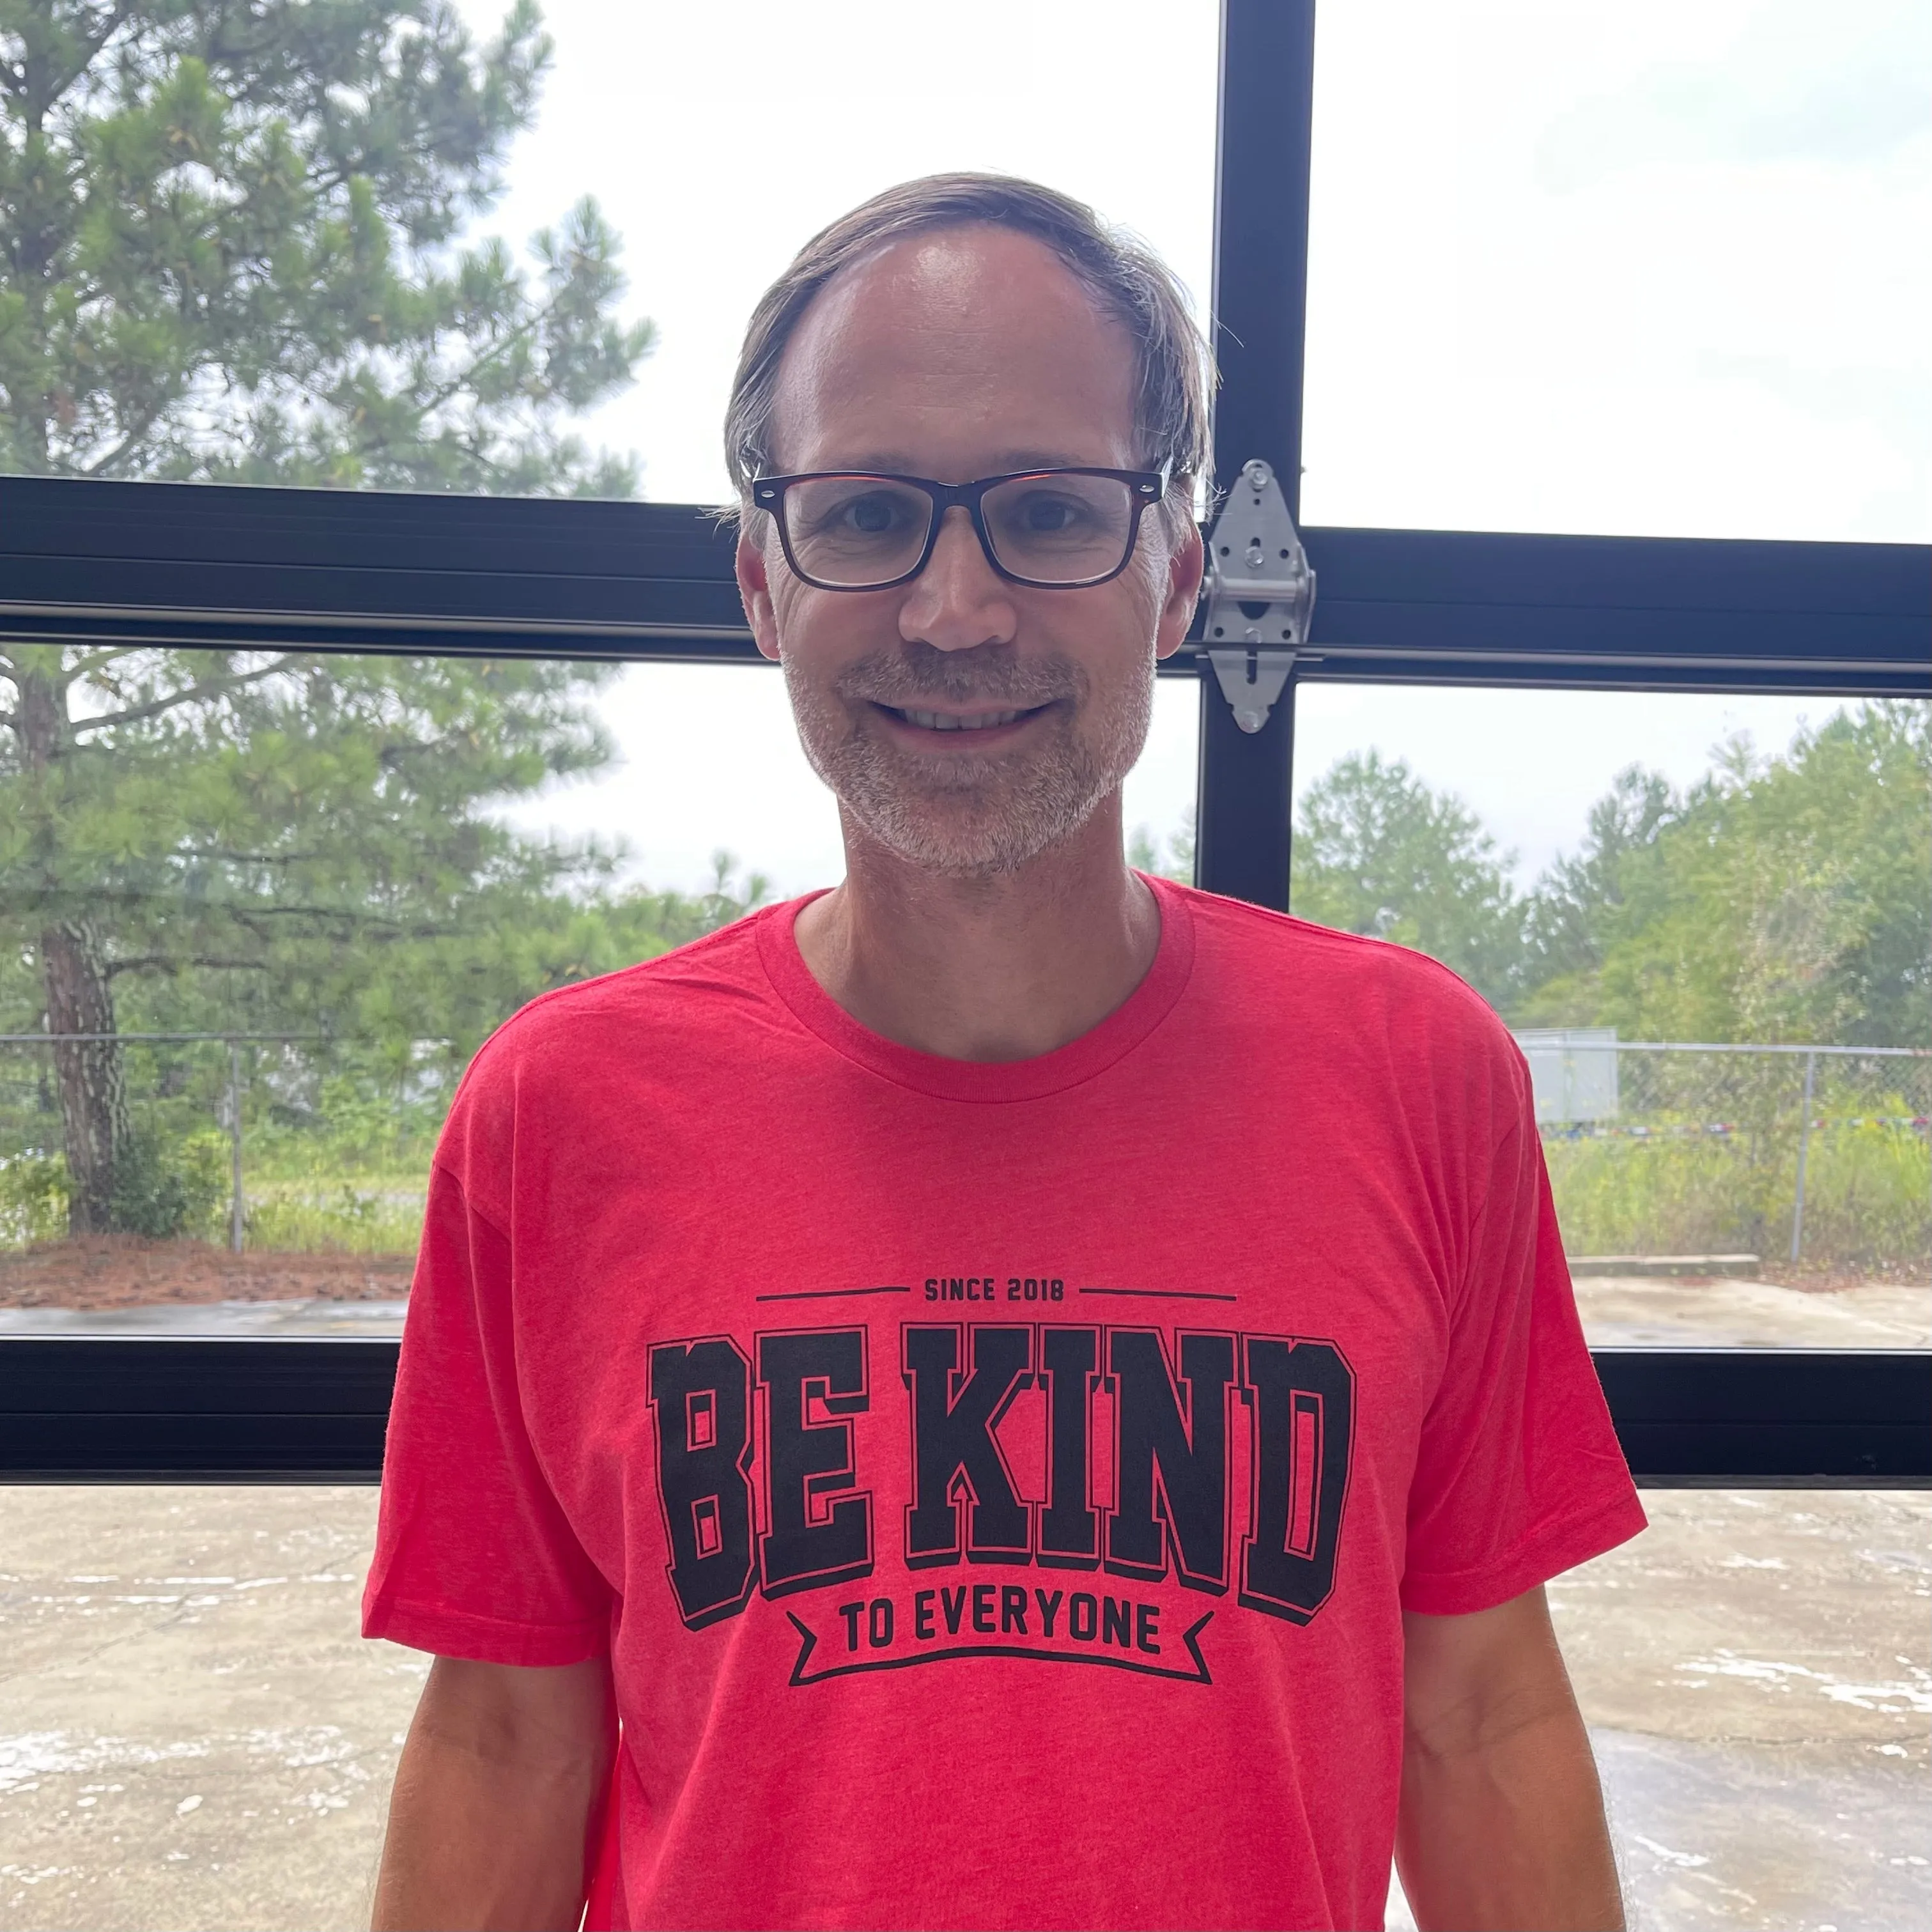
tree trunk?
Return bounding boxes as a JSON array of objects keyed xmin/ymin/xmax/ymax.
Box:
[
  {"xmin": 15, "ymin": 657, "xmax": 130, "ymax": 1233},
  {"xmin": 42, "ymin": 918, "xmax": 130, "ymax": 1234}
]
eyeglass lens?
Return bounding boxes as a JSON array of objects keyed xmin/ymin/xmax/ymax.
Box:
[{"xmin": 781, "ymin": 474, "xmax": 1138, "ymax": 587}]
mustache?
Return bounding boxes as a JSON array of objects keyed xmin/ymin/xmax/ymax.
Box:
[{"xmin": 833, "ymin": 642, "xmax": 1084, "ymax": 710}]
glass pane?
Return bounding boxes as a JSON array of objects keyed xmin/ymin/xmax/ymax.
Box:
[
  {"xmin": 0, "ymin": 649, "xmax": 1196, "ymax": 1326},
  {"xmin": 493, "ymin": 663, "xmax": 1199, "ymax": 903},
  {"xmin": 1302, "ymin": 1, "xmax": 1932, "ymax": 541},
  {"xmin": 1388, "ymin": 1488, "xmax": 1932, "ymax": 1932},
  {"xmin": 0, "ymin": 1, "xmax": 1216, "ymax": 503},
  {"xmin": 1291, "ymin": 685, "xmax": 1931, "ymax": 1332}
]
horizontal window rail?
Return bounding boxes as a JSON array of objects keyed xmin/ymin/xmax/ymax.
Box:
[
  {"xmin": 0, "ymin": 1340, "xmax": 1922, "ymax": 1487},
  {"xmin": 1, "ymin": 475, "xmax": 1925, "ymax": 695}
]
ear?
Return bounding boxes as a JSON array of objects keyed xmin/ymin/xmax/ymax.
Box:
[
  {"xmin": 736, "ymin": 520, "xmax": 782, "ymax": 663},
  {"xmin": 1154, "ymin": 513, "xmax": 1205, "ymax": 662}
]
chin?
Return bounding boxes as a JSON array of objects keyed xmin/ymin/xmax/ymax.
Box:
[
  {"xmin": 846, "ymin": 769, "xmax": 1113, "ymax": 878},
  {"xmin": 793, "ymin": 688, "xmax": 1148, "ymax": 881}
]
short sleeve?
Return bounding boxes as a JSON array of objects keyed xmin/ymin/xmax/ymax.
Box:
[
  {"xmin": 362, "ymin": 1157, "xmax": 612, "ymax": 1664},
  {"xmin": 1400, "ymin": 1076, "xmax": 1647, "ymax": 1616}
]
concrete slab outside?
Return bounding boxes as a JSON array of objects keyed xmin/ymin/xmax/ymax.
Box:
[
  {"xmin": 2, "ymin": 1485, "xmax": 1927, "ymax": 1932},
  {"xmin": 1572, "ymin": 1276, "xmax": 1929, "ymax": 1349}
]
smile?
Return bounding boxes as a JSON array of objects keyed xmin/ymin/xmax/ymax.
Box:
[{"xmin": 883, "ymin": 704, "xmax": 1041, "ymax": 732}]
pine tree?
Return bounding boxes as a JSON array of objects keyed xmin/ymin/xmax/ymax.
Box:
[
  {"xmin": 0, "ymin": 0, "xmax": 651, "ymax": 490},
  {"xmin": 0, "ymin": 1, "xmax": 655, "ymax": 1231}
]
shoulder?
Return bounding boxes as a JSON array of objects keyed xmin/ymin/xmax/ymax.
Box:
[
  {"xmin": 438, "ymin": 906, "xmax": 792, "ymax": 1152},
  {"xmin": 1171, "ymin": 881, "xmax": 1505, "ymax": 1027},
  {"xmin": 1162, "ymin": 879, "xmax": 1527, "ymax": 1100},
  {"xmin": 479, "ymin": 908, "xmax": 777, "ymax": 1068}
]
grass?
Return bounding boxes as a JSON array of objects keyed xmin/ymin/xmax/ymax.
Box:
[
  {"xmin": 1544, "ymin": 1120, "xmax": 1931, "ymax": 1267},
  {"xmin": 8, "ymin": 1103, "xmax": 1927, "ymax": 1274},
  {"xmin": 240, "ymin": 1175, "xmax": 429, "ymax": 1255}
]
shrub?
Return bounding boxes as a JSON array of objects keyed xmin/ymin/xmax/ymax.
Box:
[
  {"xmin": 1545, "ymin": 1122, "xmax": 1930, "ymax": 1267},
  {"xmin": 0, "ymin": 1150, "xmax": 70, "ymax": 1248},
  {"xmin": 107, "ymin": 1130, "xmax": 226, "ymax": 1240}
]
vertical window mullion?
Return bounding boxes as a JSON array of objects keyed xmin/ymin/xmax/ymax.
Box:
[{"xmin": 1194, "ymin": 0, "xmax": 1316, "ymax": 909}]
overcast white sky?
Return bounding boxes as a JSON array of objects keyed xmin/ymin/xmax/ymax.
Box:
[{"xmin": 457, "ymin": 0, "xmax": 1928, "ymax": 897}]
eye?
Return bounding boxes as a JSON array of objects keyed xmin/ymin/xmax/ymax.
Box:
[
  {"xmin": 843, "ymin": 493, "xmax": 902, "ymax": 534},
  {"xmin": 1012, "ymin": 491, "xmax": 1090, "ymax": 533},
  {"xmin": 796, "ymin": 484, "xmax": 922, "ymax": 541}
]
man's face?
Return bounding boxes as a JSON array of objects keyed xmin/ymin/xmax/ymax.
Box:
[{"xmin": 736, "ymin": 225, "xmax": 1203, "ymax": 879}]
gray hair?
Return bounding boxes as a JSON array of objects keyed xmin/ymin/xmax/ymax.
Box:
[{"xmin": 722, "ymin": 172, "xmax": 1214, "ymax": 541}]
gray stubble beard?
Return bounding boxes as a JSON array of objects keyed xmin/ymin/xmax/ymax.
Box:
[{"xmin": 782, "ymin": 640, "xmax": 1155, "ymax": 880}]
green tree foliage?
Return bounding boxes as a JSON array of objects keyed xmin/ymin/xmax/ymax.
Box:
[
  {"xmin": 1521, "ymin": 703, "xmax": 1931, "ymax": 1046},
  {"xmin": 0, "ymin": 0, "xmax": 652, "ymax": 490},
  {"xmin": 0, "ymin": 644, "xmax": 677, "ymax": 1230},
  {"xmin": 0, "ymin": 1, "xmax": 681, "ymax": 1235},
  {"xmin": 1520, "ymin": 765, "xmax": 1675, "ymax": 988},
  {"xmin": 1281, "ymin": 706, "xmax": 1928, "ymax": 1047},
  {"xmin": 0, "ymin": 641, "xmax": 775, "ymax": 1235},
  {"xmin": 1291, "ymin": 750, "xmax": 1526, "ymax": 1009},
  {"xmin": 1129, "ymin": 810, "xmax": 1194, "ymax": 885}
]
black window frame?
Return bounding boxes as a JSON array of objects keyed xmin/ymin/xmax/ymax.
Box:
[{"xmin": 1, "ymin": 0, "xmax": 1926, "ymax": 1485}]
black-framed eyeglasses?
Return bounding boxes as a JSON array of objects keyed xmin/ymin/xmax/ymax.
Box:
[{"xmin": 750, "ymin": 468, "xmax": 1167, "ymax": 591}]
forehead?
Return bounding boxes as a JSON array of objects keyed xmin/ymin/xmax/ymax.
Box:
[{"xmin": 771, "ymin": 225, "xmax": 1140, "ymax": 472}]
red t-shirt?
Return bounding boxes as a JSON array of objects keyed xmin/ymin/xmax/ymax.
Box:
[{"xmin": 364, "ymin": 877, "xmax": 1643, "ymax": 1932}]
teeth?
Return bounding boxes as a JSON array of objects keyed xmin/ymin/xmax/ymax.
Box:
[{"xmin": 899, "ymin": 707, "xmax": 1023, "ymax": 731}]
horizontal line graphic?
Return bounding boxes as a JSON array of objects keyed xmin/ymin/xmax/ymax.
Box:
[
  {"xmin": 1077, "ymin": 1287, "xmax": 1239, "ymax": 1302},
  {"xmin": 753, "ymin": 1285, "xmax": 913, "ymax": 1302}
]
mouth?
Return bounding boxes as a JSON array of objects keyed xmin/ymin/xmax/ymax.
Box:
[{"xmin": 872, "ymin": 701, "xmax": 1051, "ymax": 739}]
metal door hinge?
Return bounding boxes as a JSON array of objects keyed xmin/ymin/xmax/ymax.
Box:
[{"xmin": 1200, "ymin": 458, "xmax": 1315, "ymax": 732}]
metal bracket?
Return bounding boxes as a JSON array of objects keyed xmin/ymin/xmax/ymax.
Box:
[{"xmin": 1200, "ymin": 457, "xmax": 1315, "ymax": 732}]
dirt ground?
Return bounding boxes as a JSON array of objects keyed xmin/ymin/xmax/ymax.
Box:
[
  {"xmin": 0, "ymin": 1486, "xmax": 1924, "ymax": 1932},
  {"xmin": 0, "ymin": 1240, "xmax": 410, "ymax": 1311}
]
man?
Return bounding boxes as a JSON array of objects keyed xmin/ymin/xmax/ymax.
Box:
[{"xmin": 366, "ymin": 174, "xmax": 1643, "ymax": 1932}]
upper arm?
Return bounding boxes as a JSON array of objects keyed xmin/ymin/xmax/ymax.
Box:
[
  {"xmin": 1402, "ymin": 1584, "xmax": 1579, "ymax": 1760},
  {"xmin": 411, "ymin": 1654, "xmax": 617, "ymax": 1772},
  {"xmin": 365, "ymin": 1161, "xmax": 613, "ymax": 1665}
]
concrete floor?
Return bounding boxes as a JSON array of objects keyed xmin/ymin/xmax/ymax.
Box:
[
  {"xmin": 0, "ymin": 1488, "xmax": 421, "ymax": 1931},
  {"xmin": 0, "ymin": 1485, "xmax": 1926, "ymax": 1931},
  {"xmin": 1572, "ymin": 1277, "xmax": 1929, "ymax": 1350}
]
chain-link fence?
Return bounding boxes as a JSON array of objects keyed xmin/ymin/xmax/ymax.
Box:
[
  {"xmin": 1519, "ymin": 1035, "xmax": 1932, "ymax": 1269},
  {"xmin": 5, "ymin": 1031, "xmax": 1929, "ymax": 1274}
]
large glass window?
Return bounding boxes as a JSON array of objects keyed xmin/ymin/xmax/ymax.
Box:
[
  {"xmin": 0, "ymin": 0, "xmax": 1217, "ymax": 504},
  {"xmin": 4, "ymin": 7, "xmax": 1922, "ymax": 1928},
  {"xmin": 456, "ymin": 0, "xmax": 1219, "ymax": 506},
  {"xmin": 0, "ymin": 646, "xmax": 1197, "ymax": 1327},
  {"xmin": 1290, "ymin": 685, "xmax": 1931, "ymax": 1340},
  {"xmin": 1301, "ymin": 0, "xmax": 1931, "ymax": 541}
]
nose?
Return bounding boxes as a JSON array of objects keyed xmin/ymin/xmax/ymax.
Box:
[{"xmin": 897, "ymin": 506, "xmax": 1018, "ymax": 653}]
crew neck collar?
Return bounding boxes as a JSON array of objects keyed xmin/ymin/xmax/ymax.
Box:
[{"xmin": 753, "ymin": 873, "xmax": 1196, "ymax": 1103}]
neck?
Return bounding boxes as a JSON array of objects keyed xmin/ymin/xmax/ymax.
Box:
[{"xmin": 793, "ymin": 795, "xmax": 1163, "ymax": 1061}]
